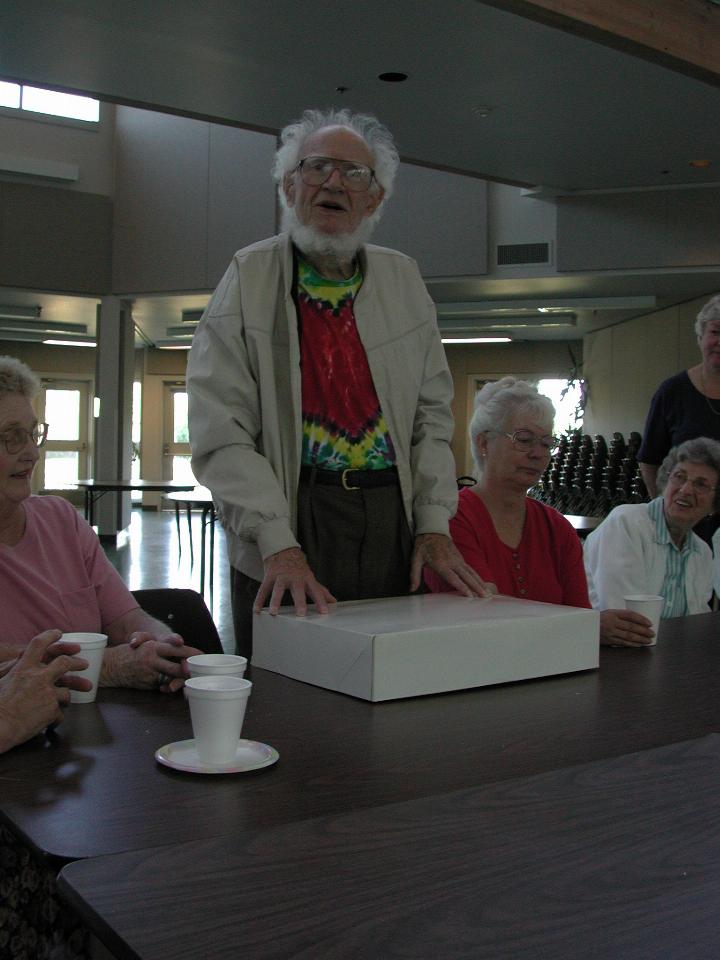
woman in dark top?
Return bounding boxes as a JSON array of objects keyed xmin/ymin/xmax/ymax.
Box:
[{"xmin": 639, "ymin": 294, "xmax": 720, "ymax": 543}]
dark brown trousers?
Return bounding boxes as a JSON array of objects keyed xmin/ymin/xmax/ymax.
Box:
[{"xmin": 230, "ymin": 478, "xmax": 413, "ymax": 658}]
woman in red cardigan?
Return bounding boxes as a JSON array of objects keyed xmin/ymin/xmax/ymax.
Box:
[{"xmin": 425, "ymin": 377, "xmax": 653, "ymax": 647}]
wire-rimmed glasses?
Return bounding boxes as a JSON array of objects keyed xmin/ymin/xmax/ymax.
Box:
[
  {"xmin": 0, "ymin": 423, "xmax": 49, "ymax": 454},
  {"xmin": 489, "ymin": 429, "xmax": 558, "ymax": 454},
  {"xmin": 295, "ymin": 156, "xmax": 375, "ymax": 192}
]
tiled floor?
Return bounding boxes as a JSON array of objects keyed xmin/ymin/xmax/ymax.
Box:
[{"xmin": 102, "ymin": 507, "xmax": 235, "ymax": 652}]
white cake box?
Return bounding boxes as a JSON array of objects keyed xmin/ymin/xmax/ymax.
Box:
[{"xmin": 253, "ymin": 593, "xmax": 599, "ymax": 702}]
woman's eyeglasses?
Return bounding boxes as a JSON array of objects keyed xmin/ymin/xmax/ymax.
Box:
[
  {"xmin": 0, "ymin": 423, "xmax": 49, "ymax": 454},
  {"xmin": 668, "ymin": 469, "xmax": 716, "ymax": 495},
  {"xmin": 489, "ymin": 429, "xmax": 558, "ymax": 453}
]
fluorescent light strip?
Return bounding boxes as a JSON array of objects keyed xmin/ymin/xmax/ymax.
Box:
[
  {"xmin": 441, "ymin": 337, "xmax": 511, "ymax": 344},
  {"xmin": 43, "ymin": 339, "xmax": 96, "ymax": 347}
]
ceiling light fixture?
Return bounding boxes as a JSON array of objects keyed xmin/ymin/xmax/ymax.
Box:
[
  {"xmin": 167, "ymin": 325, "xmax": 197, "ymax": 337},
  {"xmin": 43, "ymin": 339, "xmax": 95, "ymax": 347},
  {"xmin": 0, "ymin": 318, "xmax": 88, "ymax": 334},
  {"xmin": 156, "ymin": 338, "xmax": 192, "ymax": 350},
  {"xmin": 0, "ymin": 304, "xmax": 41, "ymax": 320},
  {"xmin": 441, "ymin": 337, "xmax": 511, "ymax": 344}
]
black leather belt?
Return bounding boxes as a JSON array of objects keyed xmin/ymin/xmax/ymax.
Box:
[{"xmin": 299, "ymin": 465, "xmax": 399, "ymax": 491}]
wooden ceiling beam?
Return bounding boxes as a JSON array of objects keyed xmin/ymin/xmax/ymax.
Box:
[{"xmin": 480, "ymin": 0, "xmax": 720, "ymax": 86}]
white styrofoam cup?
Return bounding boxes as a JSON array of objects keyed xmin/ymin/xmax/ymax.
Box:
[
  {"xmin": 187, "ymin": 654, "xmax": 247, "ymax": 678},
  {"xmin": 185, "ymin": 675, "xmax": 252, "ymax": 765},
  {"xmin": 61, "ymin": 632, "xmax": 108, "ymax": 703},
  {"xmin": 623, "ymin": 595, "xmax": 664, "ymax": 645}
]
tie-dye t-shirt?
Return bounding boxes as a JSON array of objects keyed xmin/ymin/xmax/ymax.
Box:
[{"xmin": 298, "ymin": 257, "xmax": 396, "ymax": 471}]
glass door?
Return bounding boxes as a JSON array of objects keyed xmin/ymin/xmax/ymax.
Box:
[
  {"xmin": 34, "ymin": 380, "xmax": 91, "ymax": 491},
  {"xmin": 162, "ymin": 383, "xmax": 195, "ymax": 483}
]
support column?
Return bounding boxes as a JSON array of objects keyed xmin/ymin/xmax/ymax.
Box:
[{"xmin": 94, "ymin": 296, "xmax": 134, "ymax": 541}]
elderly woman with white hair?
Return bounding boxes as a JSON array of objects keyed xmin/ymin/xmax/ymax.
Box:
[
  {"xmin": 585, "ymin": 438, "xmax": 719, "ymax": 636},
  {"xmin": 639, "ymin": 294, "xmax": 720, "ymax": 514},
  {"xmin": 425, "ymin": 377, "xmax": 590, "ymax": 607},
  {"xmin": 0, "ymin": 355, "xmax": 200, "ymax": 693}
]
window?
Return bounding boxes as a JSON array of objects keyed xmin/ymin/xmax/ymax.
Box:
[
  {"xmin": 0, "ymin": 79, "xmax": 99, "ymax": 122},
  {"xmin": 35, "ymin": 380, "xmax": 91, "ymax": 490},
  {"xmin": 163, "ymin": 384, "xmax": 195, "ymax": 483},
  {"xmin": 536, "ymin": 379, "xmax": 585, "ymax": 436}
]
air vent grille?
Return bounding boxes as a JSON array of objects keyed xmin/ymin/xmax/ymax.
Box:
[{"xmin": 497, "ymin": 242, "xmax": 550, "ymax": 266}]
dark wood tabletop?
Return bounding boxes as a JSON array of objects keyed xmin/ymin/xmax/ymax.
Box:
[
  {"xmin": 57, "ymin": 479, "xmax": 197, "ymax": 525},
  {"xmin": 59, "ymin": 733, "xmax": 720, "ymax": 960},
  {"xmin": 3, "ymin": 612, "xmax": 720, "ymax": 864},
  {"xmin": 72, "ymin": 479, "xmax": 196, "ymax": 491}
]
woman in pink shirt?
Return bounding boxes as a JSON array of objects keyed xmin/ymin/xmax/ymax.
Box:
[{"xmin": 0, "ymin": 356, "xmax": 200, "ymax": 723}]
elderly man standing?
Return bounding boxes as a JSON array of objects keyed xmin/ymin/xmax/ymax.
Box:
[{"xmin": 187, "ymin": 108, "xmax": 487, "ymax": 657}]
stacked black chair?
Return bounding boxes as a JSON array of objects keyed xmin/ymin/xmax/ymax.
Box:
[{"xmin": 530, "ymin": 429, "xmax": 649, "ymax": 519}]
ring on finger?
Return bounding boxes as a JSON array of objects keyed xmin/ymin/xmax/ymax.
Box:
[{"xmin": 156, "ymin": 671, "xmax": 170, "ymax": 687}]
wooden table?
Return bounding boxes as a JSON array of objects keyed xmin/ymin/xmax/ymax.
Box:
[
  {"xmin": 67, "ymin": 478, "xmax": 195, "ymax": 527},
  {"xmin": 59, "ymin": 733, "xmax": 720, "ymax": 960},
  {"xmin": 2, "ymin": 613, "xmax": 720, "ymax": 865},
  {"xmin": 165, "ymin": 488, "xmax": 216, "ymax": 594}
]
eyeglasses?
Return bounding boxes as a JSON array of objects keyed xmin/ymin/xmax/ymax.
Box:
[
  {"xmin": 0, "ymin": 423, "xmax": 48, "ymax": 454},
  {"xmin": 490, "ymin": 429, "xmax": 558, "ymax": 453},
  {"xmin": 668, "ymin": 469, "xmax": 716, "ymax": 495},
  {"xmin": 295, "ymin": 156, "xmax": 376, "ymax": 192}
]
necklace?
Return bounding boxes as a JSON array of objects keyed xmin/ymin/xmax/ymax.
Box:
[{"xmin": 700, "ymin": 368, "xmax": 720, "ymax": 416}]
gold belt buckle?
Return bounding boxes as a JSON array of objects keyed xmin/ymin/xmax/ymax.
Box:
[{"xmin": 341, "ymin": 468, "xmax": 360, "ymax": 491}]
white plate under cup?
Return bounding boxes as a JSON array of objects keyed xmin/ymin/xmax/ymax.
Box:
[
  {"xmin": 185, "ymin": 676, "xmax": 252, "ymax": 765},
  {"xmin": 61, "ymin": 632, "xmax": 108, "ymax": 703},
  {"xmin": 623, "ymin": 595, "xmax": 664, "ymax": 646},
  {"xmin": 187, "ymin": 654, "xmax": 247, "ymax": 678}
]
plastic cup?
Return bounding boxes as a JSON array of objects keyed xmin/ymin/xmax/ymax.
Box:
[
  {"xmin": 624, "ymin": 595, "xmax": 665, "ymax": 646},
  {"xmin": 61, "ymin": 632, "xmax": 108, "ymax": 703},
  {"xmin": 185, "ymin": 676, "xmax": 252, "ymax": 765},
  {"xmin": 187, "ymin": 654, "xmax": 247, "ymax": 679}
]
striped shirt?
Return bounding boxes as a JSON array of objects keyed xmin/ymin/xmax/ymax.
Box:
[{"xmin": 647, "ymin": 496, "xmax": 704, "ymax": 618}]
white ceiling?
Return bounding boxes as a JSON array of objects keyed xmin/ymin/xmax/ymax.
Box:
[{"xmin": 2, "ymin": 0, "xmax": 720, "ymax": 346}]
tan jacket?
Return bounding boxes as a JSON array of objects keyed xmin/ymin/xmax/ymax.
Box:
[{"xmin": 187, "ymin": 233, "xmax": 458, "ymax": 580}]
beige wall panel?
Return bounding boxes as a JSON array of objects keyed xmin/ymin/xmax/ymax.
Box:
[
  {"xmin": 678, "ymin": 299, "xmax": 702, "ymax": 366},
  {"xmin": 0, "ymin": 182, "xmax": 111, "ymax": 293},
  {"xmin": 374, "ymin": 165, "xmax": 488, "ymax": 278},
  {"xmin": 611, "ymin": 315, "xmax": 675, "ymax": 437},
  {"xmin": 206, "ymin": 125, "xmax": 277, "ymax": 287},
  {"xmin": 0, "ymin": 341, "xmax": 96, "ymax": 374},
  {"xmin": 0, "ymin": 104, "xmax": 115, "ymax": 195},
  {"xmin": 143, "ymin": 348, "xmax": 188, "ymax": 377},
  {"xmin": 582, "ymin": 327, "xmax": 614, "ymax": 437},
  {"xmin": 139, "ymin": 373, "xmax": 165, "ymax": 509},
  {"xmin": 113, "ymin": 108, "xmax": 209, "ymax": 293},
  {"xmin": 582, "ymin": 292, "xmax": 716, "ymax": 440}
]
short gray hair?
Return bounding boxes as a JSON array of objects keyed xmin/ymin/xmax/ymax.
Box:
[
  {"xmin": 695, "ymin": 294, "xmax": 720, "ymax": 338},
  {"xmin": 657, "ymin": 436, "xmax": 720, "ymax": 512},
  {"xmin": 272, "ymin": 108, "xmax": 400, "ymax": 204},
  {"xmin": 0, "ymin": 356, "xmax": 40, "ymax": 401},
  {"xmin": 469, "ymin": 377, "xmax": 555, "ymax": 476}
]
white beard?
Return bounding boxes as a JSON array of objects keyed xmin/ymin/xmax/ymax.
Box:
[{"xmin": 280, "ymin": 204, "xmax": 378, "ymax": 261}]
